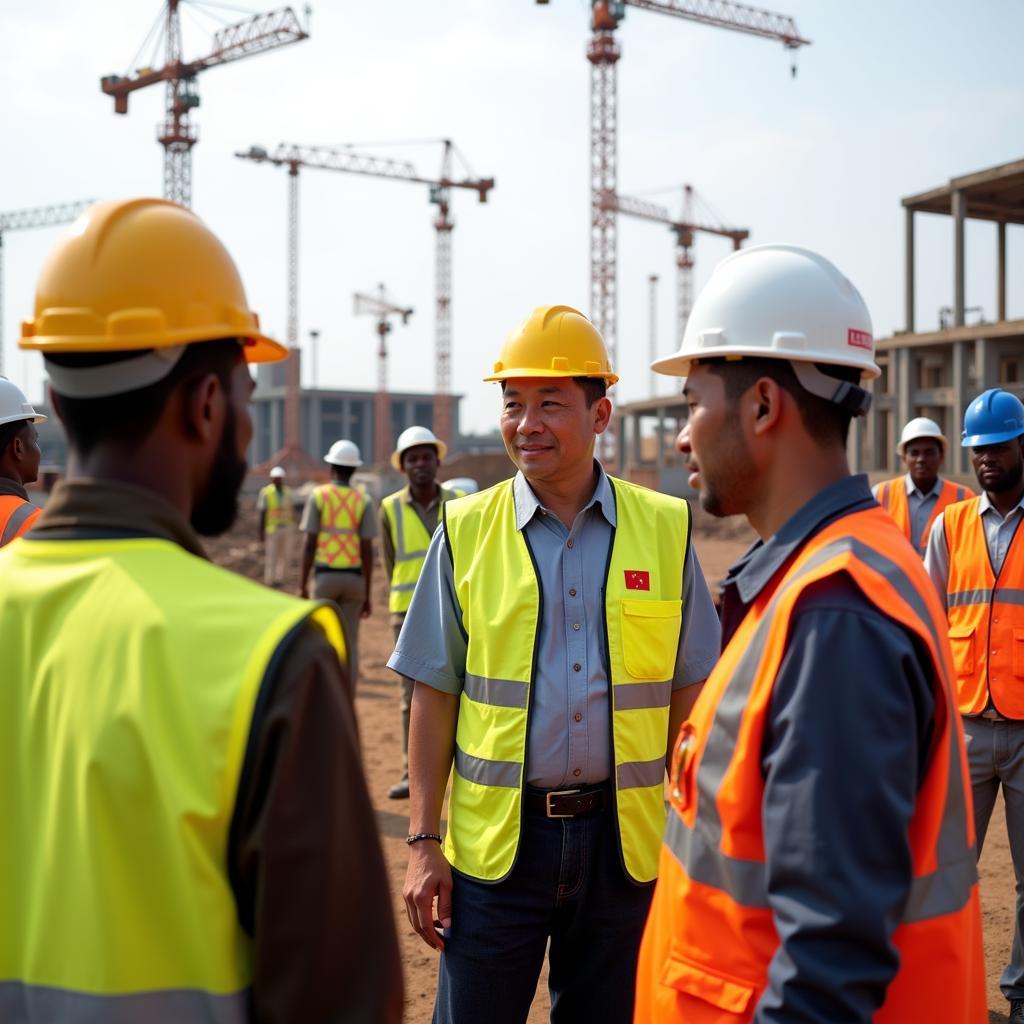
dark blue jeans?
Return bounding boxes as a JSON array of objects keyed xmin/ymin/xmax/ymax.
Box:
[{"xmin": 433, "ymin": 792, "xmax": 654, "ymax": 1024}]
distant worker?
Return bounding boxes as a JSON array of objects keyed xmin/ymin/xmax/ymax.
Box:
[
  {"xmin": 301, "ymin": 439, "xmax": 376, "ymax": 684},
  {"xmin": 396, "ymin": 305, "xmax": 720, "ymax": 1023},
  {"xmin": 0, "ymin": 375, "xmax": 46, "ymax": 547},
  {"xmin": 924, "ymin": 388, "xmax": 1024, "ymax": 1024},
  {"xmin": 636, "ymin": 245, "xmax": 984, "ymax": 1022},
  {"xmin": 0, "ymin": 198, "xmax": 401, "ymax": 1021},
  {"xmin": 379, "ymin": 425, "xmax": 458, "ymax": 800},
  {"xmin": 873, "ymin": 416, "xmax": 972, "ymax": 556},
  {"xmin": 257, "ymin": 464, "xmax": 296, "ymax": 587}
]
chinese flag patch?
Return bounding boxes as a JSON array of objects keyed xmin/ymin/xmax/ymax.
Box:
[{"xmin": 624, "ymin": 570, "xmax": 650, "ymax": 591}]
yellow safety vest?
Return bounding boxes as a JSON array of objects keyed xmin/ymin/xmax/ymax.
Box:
[
  {"xmin": 313, "ymin": 483, "xmax": 366, "ymax": 569},
  {"xmin": 443, "ymin": 476, "xmax": 688, "ymax": 884},
  {"xmin": 260, "ymin": 483, "xmax": 294, "ymax": 534},
  {"xmin": 382, "ymin": 487, "xmax": 452, "ymax": 614},
  {"xmin": 0, "ymin": 536, "xmax": 345, "ymax": 1019}
]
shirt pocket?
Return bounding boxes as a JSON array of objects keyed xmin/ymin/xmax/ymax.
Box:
[
  {"xmin": 660, "ymin": 951, "xmax": 758, "ymax": 1016},
  {"xmin": 948, "ymin": 625, "xmax": 975, "ymax": 678},
  {"xmin": 1014, "ymin": 629, "xmax": 1024, "ymax": 678},
  {"xmin": 620, "ymin": 598, "xmax": 682, "ymax": 682}
]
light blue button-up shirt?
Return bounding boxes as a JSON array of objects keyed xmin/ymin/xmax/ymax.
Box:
[
  {"xmin": 872, "ymin": 474, "xmax": 945, "ymax": 553},
  {"xmin": 387, "ymin": 464, "xmax": 721, "ymax": 789}
]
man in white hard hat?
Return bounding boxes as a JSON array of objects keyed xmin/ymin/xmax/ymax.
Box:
[
  {"xmin": 380, "ymin": 425, "xmax": 459, "ymax": 800},
  {"xmin": 0, "ymin": 375, "xmax": 46, "ymax": 547},
  {"xmin": 634, "ymin": 244, "xmax": 984, "ymax": 1023},
  {"xmin": 257, "ymin": 465, "xmax": 296, "ymax": 587},
  {"xmin": 873, "ymin": 416, "xmax": 972, "ymax": 557},
  {"xmin": 300, "ymin": 439, "xmax": 376, "ymax": 687},
  {"xmin": 395, "ymin": 305, "xmax": 720, "ymax": 1023}
]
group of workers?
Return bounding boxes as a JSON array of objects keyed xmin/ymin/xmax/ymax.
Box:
[{"xmin": 0, "ymin": 198, "xmax": 1022, "ymax": 1024}]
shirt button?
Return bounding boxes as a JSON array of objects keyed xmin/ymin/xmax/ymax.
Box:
[
  {"xmin": 569, "ymin": 588, "xmax": 577, "ymax": 597},
  {"xmin": 573, "ymin": 623, "xmax": 581, "ymax": 631},
  {"xmin": 573, "ymin": 768, "xmax": 582, "ymax": 777},
  {"xmin": 573, "ymin": 663, "xmax": 582, "ymax": 672},
  {"xmin": 574, "ymin": 712, "xmax": 583, "ymax": 722},
  {"xmin": 567, "ymin": 539, "xmax": 574, "ymax": 549}
]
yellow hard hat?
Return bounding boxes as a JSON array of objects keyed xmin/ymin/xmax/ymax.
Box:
[
  {"xmin": 20, "ymin": 198, "xmax": 285, "ymax": 364},
  {"xmin": 483, "ymin": 304, "xmax": 618, "ymax": 385}
]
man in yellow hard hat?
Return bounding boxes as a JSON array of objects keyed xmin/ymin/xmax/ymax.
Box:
[
  {"xmin": 0, "ymin": 374, "xmax": 46, "ymax": 546},
  {"xmin": 394, "ymin": 305, "xmax": 720, "ymax": 1023},
  {"xmin": 0, "ymin": 198, "xmax": 401, "ymax": 1021}
]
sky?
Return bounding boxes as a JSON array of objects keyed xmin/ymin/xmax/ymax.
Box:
[{"xmin": 1, "ymin": 0, "xmax": 1021, "ymax": 436}]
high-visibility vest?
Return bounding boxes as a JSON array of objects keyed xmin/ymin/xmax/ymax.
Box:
[
  {"xmin": 943, "ymin": 495, "xmax": 1024, "ymax": 718},
  {"xmin": 382, "ymin": 487, "xmax": 449, "ymax": 614},
  {"xmin": 259, "ymin": 483, "xmax": 294, "ymax": 534},
  {"xmin": 0, "ymin": 535, "xmax": 345, "ymax": 1019},
  {"xmin": 634, "ymin": 505, "xmax": 985, "ymax": 1024},
  {"xmin": 0, "ymin": 493, "xmax": 40, "ymax": 547},
  {"xmin": 875, "ymin": 476, "xmax": 971, "ymax": 556},
  {"xmin": 313, "ymin": 483, "xmax": 366, "ymax": 569},
  {"xmin": 443, "ymin": 476, "xmax": 689, "ymax": 884}
]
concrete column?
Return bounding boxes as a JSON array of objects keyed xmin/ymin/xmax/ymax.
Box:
[
  {"xmin": 905, "ymin": 207, "xmax": 915, "ymax": 333},
  {"xmin": 998, "ymin": 221, "xmax": 1007, "ymax": 322},
  {"xmin": 951, "ymin": 340, "xmax": 967, "ymax": 475},
  {"xmin": 952, "ymin": 188, "xmax": 966, "ymax": 327},
  {"xmin": 896, "ymin": 347, "xmax": 912, "ymax": 471},
  {"xmin": 655, "ymin": 409, "xmax": 666, "ymax": 471},
  {"xmin": 848, "ymin": 413, "xmax": 863, "ymax": 473}
]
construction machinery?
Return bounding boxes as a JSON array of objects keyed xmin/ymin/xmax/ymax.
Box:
[
  {"xmin": 0, "ymin": 200, "xmax": 94, "ymax": 377},
  {"xmin": 353, "ymin": 285, "xmax": 414, "ymax": 467},
  {"xmin": 100, "ymin": 1, "xmax": 309, "ymax": 207}
]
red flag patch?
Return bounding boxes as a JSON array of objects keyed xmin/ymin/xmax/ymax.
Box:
[{"xmin": 624, "ymin": 570, "xmax": 650, "ymax": 591}]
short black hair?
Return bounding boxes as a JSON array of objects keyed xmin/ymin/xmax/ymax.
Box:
[
  {"xmin": 702, "ymin": 357, "xmax": 858, "ymax": 446},
  {"xmin": 48, "ymin": 339, "xmax": 243, "ymax": 457},
  {"xmin": 499, "ymin": 377, "xmax": 607, "ymax": 407},
  {"xmin": 0, "ymin": 419, "xmax": 30, "ymax": 459}
]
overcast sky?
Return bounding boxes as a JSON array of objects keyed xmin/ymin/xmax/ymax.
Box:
[{"xmin": 1, "ymin": 0, "xmax": 1021, "ymax": 434}]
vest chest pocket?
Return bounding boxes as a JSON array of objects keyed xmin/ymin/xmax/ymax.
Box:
[
  {"xmin": 620, "ymin": 599, "xmax": 682, "ymax": 682},
  {"xmin": 1014, "ymin": 629, "xmax": 1024, "ymax": 678},
  {"xmin": 660, "ymin": 951, "xmax": 757, "ymax": 1016},
  {"xmin": 948, "ymin": 625, "xmax": 975, "ymax": 677}
]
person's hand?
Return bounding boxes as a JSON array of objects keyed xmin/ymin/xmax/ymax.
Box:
[
  {"xmin": 403, "ymin": 841, "xmax": 452, "ymax": 951},
  {"xmin": 360, "ymin": 598, "xmax": 372, "ymax": 619}
]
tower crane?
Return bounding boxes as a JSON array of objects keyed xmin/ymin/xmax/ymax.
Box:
[
  {"xmin": 353, "ymin": 285, "xmax": 414, "ymax": 466},
  {"xmin": 101, "ymin": 1, "xmax": 309, "ymax": 207},
  {"xmin": 0, "ymin": 200, "xmax": 95, "ymax": 377},
  {"xmin": 237, "ymin": 140, "xmax": 494, "ymax": 451}
]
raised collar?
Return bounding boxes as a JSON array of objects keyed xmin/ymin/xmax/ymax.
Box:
[
  {"xmin": 978, "ymin": 489, "xmax": 1024, "ymax": 520},
  {"xmin": 0, "ymin": 477, "xmax": 30, "ymax": 501},
  {"xmin": 512, "ymin": 461, "xmax": 617, "ymax": 532}
]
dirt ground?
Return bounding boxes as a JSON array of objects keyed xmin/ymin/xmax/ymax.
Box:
[{"xmin": 209, "ymin": 501, "xmax": 1016, "ymax": 1022}]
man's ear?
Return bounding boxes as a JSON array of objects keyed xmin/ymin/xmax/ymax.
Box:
[
  {"xmin": 749, "ymin": 377, "xmax": 782, "ymax": 438},
  {"xmin": 592, "ymin": 395, "xmax": 613, "ymax": 435},
  {"xmin": 182, "ymin": 373, "xmax": 226, "ymax": 443}
]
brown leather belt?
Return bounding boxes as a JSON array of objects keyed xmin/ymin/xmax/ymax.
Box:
[{"xmin": 524, "ymin": 784, "xmax": 608, "ymax": 819}]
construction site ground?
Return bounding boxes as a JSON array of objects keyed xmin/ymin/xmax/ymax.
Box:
[{"xmin": 210, "ymin": 501, "xmax": 1015, "ymax": 1023}]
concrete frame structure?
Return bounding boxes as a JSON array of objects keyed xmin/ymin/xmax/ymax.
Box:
[{"xmin": 615, "ymin": 395, "xmax": 692, "ymax": 497}]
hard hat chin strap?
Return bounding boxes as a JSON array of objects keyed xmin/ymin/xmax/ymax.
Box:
[
  {"xmin": 790, "ymin": 360, "xmax": 872, "ymax": 417},
  {"xmin": 45, "ymin": 345, "xmax": 187, "ymax": 399}
]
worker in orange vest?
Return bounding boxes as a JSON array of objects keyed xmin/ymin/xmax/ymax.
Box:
[
  {"xmin": 0, "ymin": 376, "xmax": 46, "ymax": 547},
  {"xmin": 873, "ymin": 416, "xmax": 972, "ymax": 556},
  {"xmin": 924, "ymin": 387, "xmax": 1024, "ymax": 1023},
  {"xmin": 635, "ymin": 244, "xmax": 985, "ymax": 1023}
]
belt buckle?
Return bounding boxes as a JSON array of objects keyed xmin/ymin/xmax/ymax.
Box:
[{"xmin": 545, "ymin": 788, "xmax": 581, "ymax": 819}]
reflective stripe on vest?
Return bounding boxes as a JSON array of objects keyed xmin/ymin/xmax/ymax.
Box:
[
  {"xmin": 876, "ymin": 477, "xmax": 970, "ymax": 556},
  {"xmin": 634, "ymin": 506, "xmax": 986, "ymax": 1023},
  {"xmin": 0, "ymin": 495, "xmax": 40, "ymax": 547},
  {"xmin": 382, "ymin": 489, "xmax": 435, "ymax": 614},
  {"xmin": 260, "ymin": 484, "xmax": 293, "ymax": 534},
  {"xmin": 944, "ymin": 496, "xmax": 1024, "ymax": 718},
  {"xmin": 0, "ymin": 536, "xmax": 345, "ymax": 1016},
  {"xmin": 443, "ymin": 476, "xmax": 689, "ymax": 883},
  {"xmin": 314, "ymin": 483, "xmax": 366, "ymax": 568}
]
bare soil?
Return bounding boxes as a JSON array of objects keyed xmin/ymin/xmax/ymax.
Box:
[{"xmin": 207, "ymin": 504, "xmax": 1015, "ymax": 1022}]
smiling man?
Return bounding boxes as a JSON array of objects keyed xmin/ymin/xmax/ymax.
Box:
[{"xmin": 392, "ymin": 305, "xmax": 719, "ymax": 1024}]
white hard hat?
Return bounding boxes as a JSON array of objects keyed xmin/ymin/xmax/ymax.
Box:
[
  {"xmin": 391, "ymin": 425, "xmax": 447, "ymax": 471},
  {"xmin": 0, "ymin": 376, "xmax": 47, "ymax": 428},
  {"xmin": 652, "ymin": 244, "xmax": 878, "ymax": 414},
  {"xmin": 898, "ymin": 417, "xmax": 947, "ymax": 455},
  {"xmin": 269, "ymin": 465, "xmax": 286, "ymax": 478},
  {"xmin": 324, "ymin": 439, "xmax": 362, "ymax": 467},
  {"xmin": 443, "ymin": 476, "xmax": 478, "ymax": 495}
]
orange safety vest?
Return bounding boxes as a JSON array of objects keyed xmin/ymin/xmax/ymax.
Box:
[
  {"xmin": 876, "ymin": 476, "xmax": 971, "ymax": 556},
  {"xmin": 0, "ymin": 494, "xmax": 41, "ymax": 548},
  {"xmin": 313, "ymin": 483, "xmax": 367, "ymax": 569},
  {"xmin": 635, "ymin": 505, "xmax": 985, "ymax": 1024},
  {"xmin": 943, "ymin": 496, "xmax": 1024, "ymax": 719}
]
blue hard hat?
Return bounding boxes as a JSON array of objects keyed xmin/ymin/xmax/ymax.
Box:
[{"xmin": 961, "ymin": 388, "xmax": 1024, "ymax": 447}]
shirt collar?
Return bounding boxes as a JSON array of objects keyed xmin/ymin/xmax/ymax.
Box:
[
  {"xmin": 512, "ymin": 460, "xmax": 617, "ymax": 531},
  {"xmin": 402, "ymin": 482, "xmax": 454, "ymax": 512},
  {"xmin": 0, "ymin": 476, "xmax": 30, "ymax": 501},
  {"xmin": 725, "ymin": 474, "xmax": 876, "ymax": 605},
  {"xmin": 978, "ymin": 489, "xmax": 1024, "ymax": 519},
  {"xmin": 904, "ymin": 473, "xmax": 942, "ymax": 500}
]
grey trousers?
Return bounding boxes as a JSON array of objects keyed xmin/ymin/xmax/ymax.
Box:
[
  {"xmin": 964, "ymin": 715, "xmax": 1024, "ymax": 1001},
  {"xmin": 313, "ymin": 570, "xmax": 364, "ymax": 684},
  {"xmin": 392, "ymin": 615, "xmax": 414, "ymax": 781}
]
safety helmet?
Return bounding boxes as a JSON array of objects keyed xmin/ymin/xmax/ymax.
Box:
[
  {"xmin": 269, "ymin": 465, "xmax": 286, "ymax": 479},
  {"xmin": 0, "ymin": 376, "xmax": 46, "ymax": 428},
  {"xmin": 324, "ymin": 439, "xmax": 363, "ymax": 467},
  {"xmin": 20, "ymin": 198, "xmax": 285, "ymax": 398},
  {"xmin": 898, "ymin": 417, "xmax": 947, "ymax": 455},
  {"xmin": 961, "ymin": 389, "xmax": 1024, "ymax": 448},
  {"xmin": 443, "ymin": 476, "xmax": 478, "ymax": 496},
  {"xmin": 483, "ymin": 305, "xmax": 618, "ymax": 385},
  {"xmin": 391, "ymin": 425, "xmax": 447, "ymax": 471}
]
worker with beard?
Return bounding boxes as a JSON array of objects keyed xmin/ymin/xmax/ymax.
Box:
[
  {"xmin": 924, "ymin": 388, "xmax": 1024, "ymax": 1024},
  {"xmin": 0, "ymin": 199, "xmax": 402, "ymax": 1023}
]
